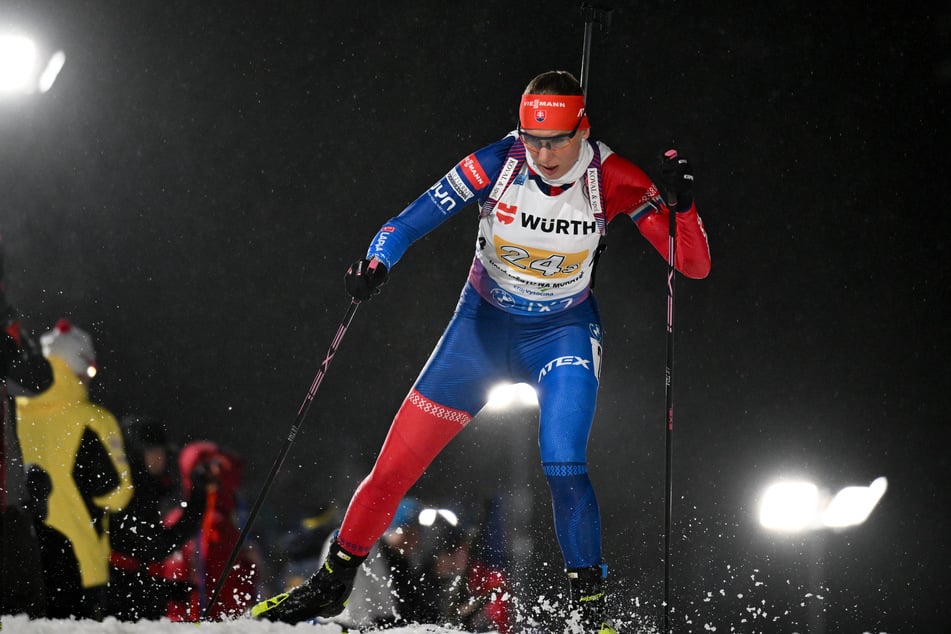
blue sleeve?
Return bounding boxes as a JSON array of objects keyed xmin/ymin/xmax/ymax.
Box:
[{"xmin": 365, "ymin": 133, "xmax": 517, "ymax": 268}]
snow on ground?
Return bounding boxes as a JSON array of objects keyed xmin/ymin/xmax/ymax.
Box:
[
  {"xmin": 0, "ymin": 614, "xmax": 897, "ymax": 633},
  {"xmin": 1, "ymin": 615, "xmax": 481, "ymax": 634}
]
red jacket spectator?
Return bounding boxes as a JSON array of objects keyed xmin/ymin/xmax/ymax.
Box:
[{"xmin": 161, "ymin": 441, "xmax": 257, "ymax": 621}]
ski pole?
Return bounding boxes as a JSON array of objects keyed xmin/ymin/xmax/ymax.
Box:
[
  {"xmin": 662, "ymin": 149, "xmax": 679, "ymax": 634},
  {"xmin": 201, "ymin": 283, "xmax": 370, "ymax": 620},
  {"xmin": 579, "ymin": 2, "xmax": 613, "ymax": 287},
  {"xmin": 579, "ymin": 3, "xmax": 613, "ymax": 96}
]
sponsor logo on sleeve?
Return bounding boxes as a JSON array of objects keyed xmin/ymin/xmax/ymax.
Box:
[
  {"xmin": 461, "ymin": 154, "xmax": 489, "ymax": 189},
  {"xmin": 428, "ymin": 182, "xmax": 458, "ymax": 214},
  {"xmin": 447, "ymin": 170, "xmax": 474, "ymax": 202},
  {"xmin": 641, "ymin": 184, "xmax": 660, "ymax": 205},
  {"xmin": 373, "ymin": 225, "xmax": 396, "ymax": 251}
]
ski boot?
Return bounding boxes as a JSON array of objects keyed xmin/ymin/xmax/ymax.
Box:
[
  {"xmin": 250, "ymin": 540, "xmax": 366, "ymax": 623},
  {"xmin": 567, "ymin": 564, "xmax": 617, "ymax": 633}
]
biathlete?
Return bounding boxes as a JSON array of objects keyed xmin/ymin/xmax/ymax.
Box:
[{"xmin": 252, "ymin": 69, "xmax": 711, "ymax": 633}]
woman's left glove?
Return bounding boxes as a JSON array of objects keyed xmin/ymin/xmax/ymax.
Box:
[{"xmin": 660, "ymin": 149, "xmax": 694, "ymax": 211}]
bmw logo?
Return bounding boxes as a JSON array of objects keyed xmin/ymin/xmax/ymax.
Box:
[
  {"xmin": 490, "ymin": 288, "xmax": 516, "ymax": 308},
  {"xmin": 589, "ymin": 323, "xmax": 602, "ymax": 341}
]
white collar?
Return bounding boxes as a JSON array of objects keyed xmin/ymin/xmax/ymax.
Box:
[{"xmin": 523, "ymin": 139, "xmax": 594, "ymax": 187}]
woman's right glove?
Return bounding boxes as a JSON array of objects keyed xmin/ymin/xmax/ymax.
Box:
[{"xmin": 344, "ymin": 258, "xmax": 388, "ymax": 302}]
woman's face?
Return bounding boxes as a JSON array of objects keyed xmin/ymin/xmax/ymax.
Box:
[{"xmin": 521, "ymin": 127, "xmax": 590, "ymax": 181}]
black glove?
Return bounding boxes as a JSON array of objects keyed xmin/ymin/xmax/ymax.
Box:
[
  {"xmin": 345, "ymin": 258, "xmax": 388, "ymax": 302},
  {"xmin": 659, "ymin": 149, "xmax": 694, "ymax": 211}
]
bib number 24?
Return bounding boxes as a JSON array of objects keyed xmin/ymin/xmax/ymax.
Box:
[{"xmin": 499, "ymin": 245, "xmax": 586, "ymax": 278}]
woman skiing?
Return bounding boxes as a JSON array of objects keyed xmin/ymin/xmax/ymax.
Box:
[{"xmin": 253, "ymin": 70, "xmax": 711, "ymax": 632}]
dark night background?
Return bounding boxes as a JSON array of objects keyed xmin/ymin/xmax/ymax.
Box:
[{"xmin": 2, "ymin": 1, "xmax": 949, "ymax": 631}]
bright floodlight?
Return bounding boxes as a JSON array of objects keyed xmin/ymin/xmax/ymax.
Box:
[
  {"xmin": 0, "ymin": 33, "xmax": 65, "ymax": 95},
  {"xmin": 38, "ymin": 50, "xmax": 65, "ymax": 93},
  {"xmin": 418, "ymin": 508, "xmax": 459, "ymax": 527},
  {"xmin": 759, "ymin": 480, "xmax": 821, "ymax": 532},
  {"xmin": 759, "ymin": 476, "xmax": 888, "ymax": 533},
  {"xmin": 0, "ymin": 34, "xmax": 36, "ymax": 93},
  {"xmin": 485, "ymin": 383, "xmax": 538, "ymax": 410},
  {"xmin": 822, "ymin": 476, "xmax": 887, "ymax": 528}
]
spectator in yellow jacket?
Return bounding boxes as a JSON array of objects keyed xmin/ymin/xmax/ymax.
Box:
[{"xmin": 16, "ymin": 319, "xmax": 133, "ymax": 618}]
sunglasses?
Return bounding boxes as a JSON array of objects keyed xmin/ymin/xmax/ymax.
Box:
[{"xmin": 519, "ymin": 111, "xmax": 585, "ymax": 152}]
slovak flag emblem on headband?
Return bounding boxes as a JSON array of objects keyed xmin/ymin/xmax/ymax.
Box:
[{"xmin": 534, "ymin": 109, "xmax": 546, "ymax": 123}]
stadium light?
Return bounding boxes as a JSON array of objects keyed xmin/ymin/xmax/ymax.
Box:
[
  {"xmin": 0, "ymin": 32, "xmax": 65, "ymax": 95},
  {"xmin": 758, "ymin": 476, "xmax": 887, "ymax": 533},
  {"xmin": 418, "ymin": 508, "xmax": 459, "ymax": 527},
  {"xmin": 485, "ymin": 383, "xmax": 538, "ymax": 411},
  {"xmin": 758, "ymin": 479, "xmax": 822, "ymax": 533},
  {"xmin": 821, "ymin": 476, "xmax": 887, "ymax": 528},
  {"xmin": 0, "ymin": 34, "xmax": 35, "ymax": 93}
]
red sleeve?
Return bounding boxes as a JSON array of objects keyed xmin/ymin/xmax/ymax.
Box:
[{"xmin": 602, "ymin": 152, "xmax": 711, "ymax": 279}]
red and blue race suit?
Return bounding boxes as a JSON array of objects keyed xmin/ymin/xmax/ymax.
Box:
[{"xmin": 336, "ymin": 132, "xmax": 710, "ymax": 570}]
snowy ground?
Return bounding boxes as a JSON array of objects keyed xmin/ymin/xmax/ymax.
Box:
[
  {"xmin": 2, "ymin": 615, "xmax": 472, "ymax": 633},
  {"xmin": 0, "ymin": 614, "xmax": 896, "ymax": 633}
]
